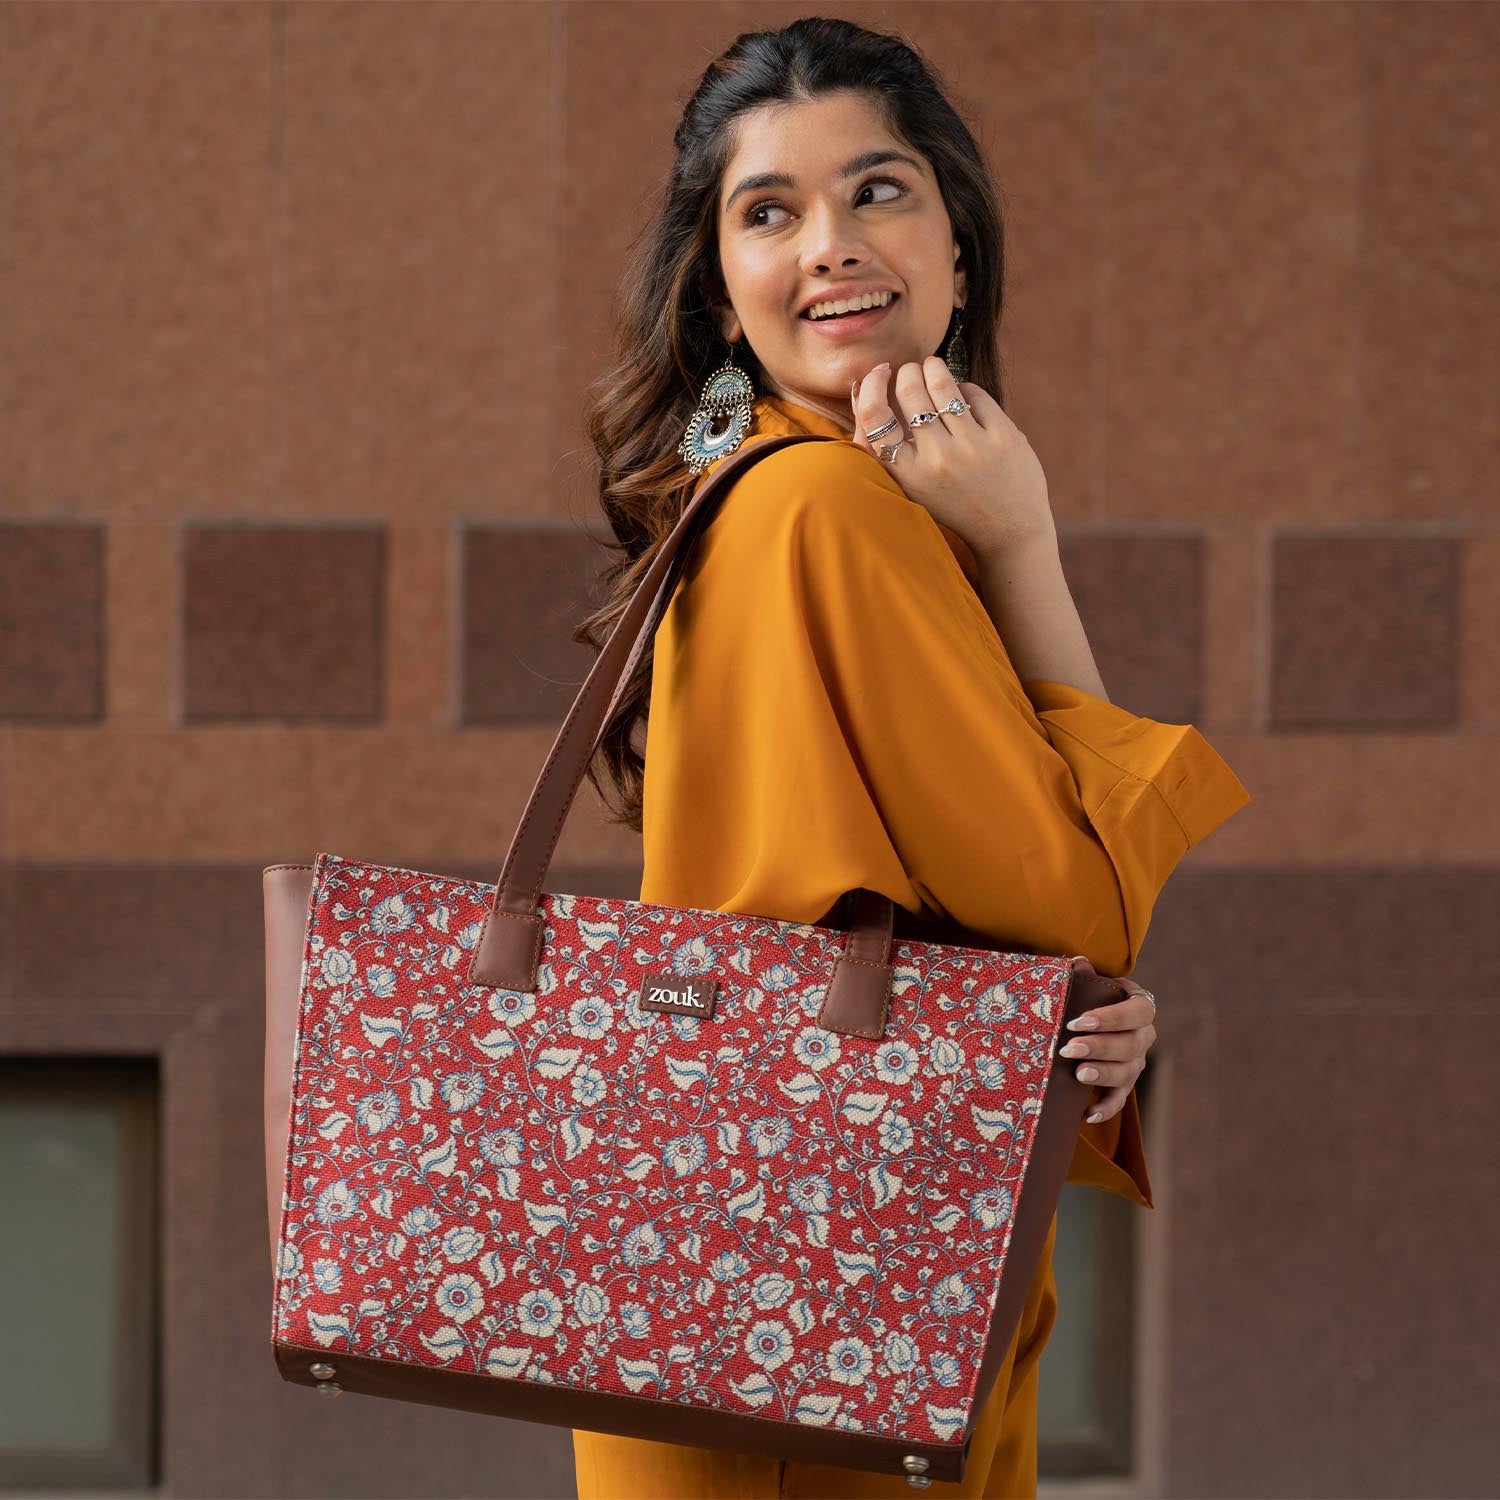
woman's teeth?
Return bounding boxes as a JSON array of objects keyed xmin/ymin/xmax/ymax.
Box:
[{"xmin": 804, "ymin": 291, "xmax": 896, "ymax": 320}]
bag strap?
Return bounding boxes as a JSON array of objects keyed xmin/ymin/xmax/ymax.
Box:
[{"xmin": 465, "ymin": 433, "xmax": 899, "ymax": 1036}]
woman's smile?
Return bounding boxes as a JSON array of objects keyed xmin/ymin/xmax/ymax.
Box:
[{"xmin": 799, "ymin": 290, "xmax": 901, "ymax": 339}]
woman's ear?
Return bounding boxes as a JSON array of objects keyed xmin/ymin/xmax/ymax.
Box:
[{"xmin": 953, "ymin": 241, "xmax": 967, "ymax": 309}]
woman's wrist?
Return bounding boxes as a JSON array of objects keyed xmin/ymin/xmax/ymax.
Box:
[{"xmin": 973, "ymin": 525, "xmax": 1110, "ymax": 699}]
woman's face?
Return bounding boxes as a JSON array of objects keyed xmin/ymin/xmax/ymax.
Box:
[{"xmin": 714, "ymin": 90, "xmax": 965, "ymax": 433}]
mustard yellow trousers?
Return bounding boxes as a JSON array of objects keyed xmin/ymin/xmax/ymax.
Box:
[{"xmin": 570, "ymin": 1210, "xmax": 1060, "ymax": 1500}]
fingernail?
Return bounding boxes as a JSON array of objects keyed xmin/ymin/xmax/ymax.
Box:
[
  {"xmin": 1086, "ymin": 1112, "xmax": 1104, "ymax": 1125},
  {"xmin": 1077, "ymin": 1067, "xmax": 1099, "ymax": 1082},
  {"xmin": 876, "ymin": 361, "xmax": 891, "ymax": 372},
  {"xmin": 1067, "ymin": 1016, "xmax": 1098, "ymax": 1031}
]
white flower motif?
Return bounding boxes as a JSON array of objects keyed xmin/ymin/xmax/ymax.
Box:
[
  {"xmin": 621, "ymin": 1221, "xmax": 666, "ymax": 1268},
  {"xmin": 370, "ymin": 892, "xmax": 415, "ymax": 937},
  {"xmin": 744, "ymin": 1319, "xmax": 793, "ymax": 1370},
  {"xmin": 440, "ymin": 1070, "xmax": 485, "ymax": 1111},
  {"xmin": 487, "ymin": 989, "xmax": 537, "ymax": 1026},
  {"xmin": 311, "ymin": 1258, "xmax": 342, "ymax": 1294},
  {"xmin": 313, "ymin": 1178, "xmax": 358, "ymax": 1226},
  {"xmin": 751, "ymin": 1272, "xmax": 794, "ymax": 1308},
  {"xmin": 401, "ymin": 1203, "xmax": 441, "ymax": 1236},
  {"xmin": 366, "ymin": 964, "xmax": 398, "ymax": 999},
  {"xmin": 873, "ymin": 1040, "xmax": 918, "ymax": 1086},
  {"xmin": 793, "ymin": 1026, "xmax": 842, "ymax": 1072},
  {"xmin": 884, "ymin": 1330, "xmax": 919, "ymax": 1373},
  {"xmin": 318, "ymin": 946, "xmax": 357, "ymax": 988},
  {"xmin": 516, "ymin": 1287, "xmax": 563, "ymax": 1336},
  {"xmin": 568, "ymin": 995, "xmax": 614, "ymax": 1039},
  {"xmin": 575, "ymin": 1283, "xmax": 611, "ymax": 1325},
  {"xmin": 436, "ymin": 1271, "xmax": 484, "ymax": 1325},
  {"xmin": 929, "ymin": 1272, "xmax": 976, "ymax": 1320},
  {"xmin": 827, "ymin": 1335, "xmax": 873, "ymax": 1386},
  {"xmin": 442, "ymin": 1224, "xmax": 484, "ymax": 1261},
  {"xmin": 969, "ymin": 1183, "xmax": 1013, "ymax": 1231}
]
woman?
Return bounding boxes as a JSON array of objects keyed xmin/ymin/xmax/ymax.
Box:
[{"xmin": 570, "ymin": 17, "xmax": 1249, "ymax": 1499}]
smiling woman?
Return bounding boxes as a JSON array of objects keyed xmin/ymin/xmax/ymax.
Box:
[{"xmin": 567, "ymin": 13, "xmax": 1249, "ymax": 1500}]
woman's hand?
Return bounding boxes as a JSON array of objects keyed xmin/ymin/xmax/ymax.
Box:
[
  {"xmin": 1059, "ymin": 957, "xmax": 1157, "ymax": 1125},
  {"xmin": 851, "ymin": 356, "xmax": 1056, "ymax": 556}
]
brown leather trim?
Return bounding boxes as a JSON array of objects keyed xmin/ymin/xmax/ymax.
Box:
[
  {"xmin": 272, "ymin": 1337, "xmax": 970, "ymax": 1482},
  {"xmin": 968, "ymin": 962, "xmax": 1129, "ymax": 1414},
  {"xmin": 264, "ymin": 862, "xmax": 317, "ymax": 1273}
]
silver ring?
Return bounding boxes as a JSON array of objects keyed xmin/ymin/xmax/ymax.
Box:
[
  {"xmin": 909, "ymin": 409, "xmax": 940, "ymax": 428},
  {"xmin": 1139, "ymin": 989, "xmax": 1156, "ymax": 1016},
  {"xmin": 943, "ymin": 396, "xmax": 972, "ymax": 417},
  {"xmin": 865, "ymin": 415, "xmax": 901, "ymax": 442},
  {"xmin": 876, "ymin": 439, "xmax": 906, "ymax": 464}
]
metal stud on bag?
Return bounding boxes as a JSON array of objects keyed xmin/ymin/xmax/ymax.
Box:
[
  {"xmin": 308, "ymin": 1362, "xmax": 336, "ymax": 1379},
  {"xmin": 677, "ymin": 343, "xmax": 756, "ymax": 476},
  {"xmin": 903, "ymin": 1453, "xmax": 933, "ymax": 1488}
]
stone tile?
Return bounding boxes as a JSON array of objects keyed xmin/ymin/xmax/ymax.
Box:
[
  {"xmin": 1459, "ymin": 536, "xmax": 1500, "ymax": 730},
  {"xmin": 1202, "ymin": 527, "xmax": 1265, "ymax": 733},
  {"xmin": 106, "ymin": 523, "xmax": 176, "ymax": 726},
  {"xmin": 1057, "ymin": 532, "xmax": 1203, "ymax": 723},
  {"xmin": 0, "ymin": 522, "xmax": 104, "ymax": 720},
  {"xmin": 1269, "ymin": 534, "xmax": 1458, "ymax": 730},
  {"xmin": 280, "ymin": 0, "xmax": 557, "ymax": 523},
  {"xmin": 1135, "ymin": 867, "xmax": 1500, "ymax": 1015},
  {"xmin": 1099, "ymin": 2, "xmax": 1361, "ymax": 524},
  {"xmin": 1318, "ymin": 1018, "xmax": 1500, "ymax": 1494},
  {"xmin": 182, "ymin": 524, "xmax": 385, "ymax": 722},
  {"xmin": 5, "ymin": 865, "xmax": 265, "ymax": 1013},
  {"xmin": 1168, "ymin": 1159, "xmax": 1358, "ymax": 1495},
  {"xmin": 0, "ymin": 1, "xmax": 274, "ymax": 520},
  {"xmin": 3, "ymin": 726, "xmax": 643, "ymax": 866},
  {"xmin": 461, "ymin": 524, "xmax": 607, "ymax": 723},
  {"xmin": 386, "ymin": 522, "xmax": 452, "ymax": 726},
  {"xmin": 1358, "ymin": 2, "xmax": 1500, "ymax": 523}
]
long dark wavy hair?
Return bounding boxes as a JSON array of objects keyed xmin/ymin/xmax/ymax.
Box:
[{"xmin": 572, "ymin": 15, "xmax": 1008, "ymax": 834}]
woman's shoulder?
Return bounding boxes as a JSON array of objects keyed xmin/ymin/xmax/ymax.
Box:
[{"xmin": 708, "ymin": 435, "xmax": 922, "ymax": 546}]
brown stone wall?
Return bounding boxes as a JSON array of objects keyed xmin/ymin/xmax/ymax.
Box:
[{"xmin": 1, "ymin": 3, "xmax": 1493, "ymax": 1496}]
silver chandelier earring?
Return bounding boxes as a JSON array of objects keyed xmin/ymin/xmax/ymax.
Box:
[
  {"xmin": 942, "ymin": 307, "xmax": 969, "ymax": 383},
  {"xmin": 678, "ymin": 340, "xmax": 757, "ymax": 476}
]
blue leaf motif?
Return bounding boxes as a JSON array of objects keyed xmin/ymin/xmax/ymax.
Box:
[
  {"xmin": 925, "ymin": 1401, "xmax": 970, "ymax": 1439},
  {"xmin": 535, "ymin": 1047, "xmax": 581, "ymax": 1079},
  {"xmin": 615, "ymin": 1356, "xmax": 660, "ymax": 1394},
  {"xmin": 360, "ymin": 1012, "xmax": 404, "ymax": 1050},
  {"xmin": 867, "ymin": 1162, "xmax": 902, "ymax": 1209},
  {"xmin": 418, "ymin": 1324, "xmax": 466, "ymax": 1363},
  {"xmin": 792, "ymin": 1391, "xmax": 841, "ymax": 1425},
  {"xmin": 729, "ymin": 1370, "xmax": 777, "ymax": 1408},
  {"xmin": 418, "ymin": 1138, "xmax": 457, "ymax": 1177},
  {"xmin": 833, "ymin": 1249, "xmax": 877, "ymax": 1286},
  {"xmin": 483, "ymin": 1345, "xmax": 531, "ymax": 1377},
  {"xmin": 840, "ymin": 1092, "xmax": 887, "ymax": 1126},
  {"xmin": 724, "ymin": 1178, "xmax": 766, "ymax": 1224},
  {"xmin": 666, "ymin": 1055, "xmax": 709, "ymax": 1091},
  {"xmin": 524, "ymin": 1199, "xmax": 569, "ymax": 1236},
  {"xmin": 577, "ymin": 917, "xmax": 619, "ymax": 950},
  {"xmin": 308, "ymin": 1310, "xmax": 350, "ymax": 1348},
  {"xmin": 777, "ymin": 1072, "xmax": 821, "ymax": 1103}
]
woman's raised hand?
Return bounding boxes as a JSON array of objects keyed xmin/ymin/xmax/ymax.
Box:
[{"xmin": 851, "ymin": 356, "xmax": 1056, "ymax": 557}]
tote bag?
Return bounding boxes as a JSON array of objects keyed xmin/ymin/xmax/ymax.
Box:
[{"xmin": 263, "ymin": 433, "xmax": 1128, "ymax": 1488}]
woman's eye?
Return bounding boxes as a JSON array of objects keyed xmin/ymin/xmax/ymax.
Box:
[{"xmin": 742, "ymin": 176, "xmax": 907, "ymax": 229}]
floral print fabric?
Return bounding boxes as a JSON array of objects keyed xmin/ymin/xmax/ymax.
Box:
[{"xmin": 272, "ymin": 852, "xmax": 1072, "ymax": 1451}]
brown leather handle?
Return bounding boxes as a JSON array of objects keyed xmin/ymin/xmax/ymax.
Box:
[{"xmin": 464, "ymin": 432, "xmax": 904, "ymax": 1035}]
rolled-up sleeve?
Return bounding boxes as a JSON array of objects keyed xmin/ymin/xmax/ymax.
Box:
[{"xmin": 646, "ymin": 439, "xmax": 1251, "ymax": 1208}]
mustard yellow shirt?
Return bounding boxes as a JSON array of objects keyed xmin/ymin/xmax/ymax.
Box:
[
  {"xmin": 572, "ymin": 392, "xmax": 1251, "ymax": 1499},
  {"xmin": 639, "ymin": 393, "xmax": 1251, "ymax": 1209}
]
